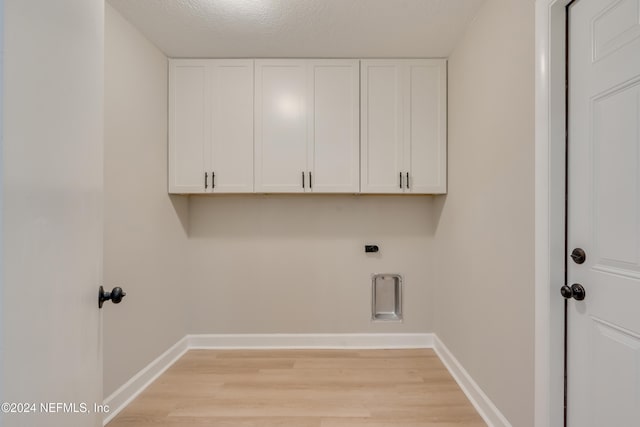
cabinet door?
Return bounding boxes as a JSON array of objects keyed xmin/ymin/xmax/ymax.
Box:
[
  {"xmin": 405, "ymin": 60, "xmax": 447, "ymax": 194},
  {"xmin": 169, "ymin": 60, "xmax": 209, "ymax": 193},
  {"xmin": 210, "ymin": 60, "xmax": 254, "ymax": 193},
  {"xmin": 255, "ymin": 60, "xmax": 307, "ymax": 193},
  {"xmin": 360, "ymin": 60, "xmax": 404, "ymax": 193},
  {"xmin": 308, "ymin": 60, "xmax": 360, "ymax": 193}
]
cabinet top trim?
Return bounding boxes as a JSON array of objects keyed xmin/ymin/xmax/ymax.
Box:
[{"xmin": 169, "ymin": 58, "xmax": 447, "ymax": 62}]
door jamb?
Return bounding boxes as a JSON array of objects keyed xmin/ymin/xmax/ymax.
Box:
[{"xmin": 535, "ymin": 0, "xmax": 572, "ymax": 426}]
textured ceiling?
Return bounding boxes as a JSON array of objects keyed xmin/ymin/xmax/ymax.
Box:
[{"xmin": 107, "ymin": 0, "xmax": 486, "ymax": 58}]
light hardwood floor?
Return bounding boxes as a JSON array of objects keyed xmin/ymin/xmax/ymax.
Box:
[{"xmin": 107, "ymin": 349, "xmax": 486, "ymax": 426}]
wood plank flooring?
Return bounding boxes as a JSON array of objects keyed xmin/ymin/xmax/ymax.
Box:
[{"xmin": 107, "ymin": 349, "xmax": 486, "ymax": 426}]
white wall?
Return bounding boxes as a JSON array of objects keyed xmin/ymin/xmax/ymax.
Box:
[
  {"xmin": 434, "ymin": 0, "xmax": 535, "ymax": 426},
  {"xmin": 187, "ymin": 195, "xmax": 439, "ymax": 333},
  {"xmin": 104, "ymin": 4, "xmax": 188, "ymax": 397}
]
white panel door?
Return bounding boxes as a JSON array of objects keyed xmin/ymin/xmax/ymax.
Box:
[
  {"xmin": 405, "ymin": 60, "xmax": 447, "ymax": 194},
  {"xmin": 255, "ymin": 60, "xmax": 307, "ymax": 193},
  {"xmin": 361, "ymin": 60, "xmax": 404, "ymax": 193},
  {"xmin": 169, "ymin": 60, "xmax": 209, "ymax": 193},
  {"xmin": 567, "ymin": 0, "xmax": 640, "ymax": 425},
  {"xmin": 308, "ymin": 60, "xmax": 360, "ymax": 193},
  {"xmin": 3, "ymin": 0, "xmax": 104, "ymax": 426},
  {"xmin": 210, "ymin": 60, "xmax": 254, "ymax": 193}
]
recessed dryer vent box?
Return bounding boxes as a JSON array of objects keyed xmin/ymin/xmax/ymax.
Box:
[{"xmin": 371, "ymin": 274, "xmax": 403, "ymax": 321}]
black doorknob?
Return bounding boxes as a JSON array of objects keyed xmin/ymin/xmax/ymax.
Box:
[
  {"xmin": 560, "ymin": 285, "xmax": 573, "ymax": 299},
  {"xmin": 570, "ymin": 283, "xmax": 586, "ymax": 301},
  {"xmin": 570, "ymin": 248, "xmax": 586, "ymax": 264},
  {"xmin": 99, "ymin": 285, "xmax": 127, "ymax": 308},
  {"xmin": 560, "ymin": 283, "xmax": 586, "ymax": 301}
]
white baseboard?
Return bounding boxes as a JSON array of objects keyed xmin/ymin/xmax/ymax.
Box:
[
  {"xmin": 103, "ymin": 333, "xmax": 509, "ymax": 427},
  {"xmin": 188, "ymin": 333, "xmax": 434, "ymax": 349},
  {"xmin": 102, "ymin": 336, "xmax": 189, "ymax": 425},
  {"xmin": 433, "ymin": 335, "xmax": 512, "ymax": 427}
]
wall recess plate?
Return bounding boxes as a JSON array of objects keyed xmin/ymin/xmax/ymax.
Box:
[{"xmin": 371, "ymin": 273, "xmax": 403, "ymax": 321}]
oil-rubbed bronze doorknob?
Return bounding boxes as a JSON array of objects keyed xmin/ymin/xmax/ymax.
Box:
[
  {"xmin": 570, "ymin": 283, "xmax": 586, "ymax": 301},
  {"xmin": 99, "ymin": 286, "xmax": 126, "ymax": 308},
  {"xmin": 560, "ymin": 283, "xmax": 586, "ymax": 301},
  {"xmin": 561, "ymin": 285, "xmax": 573, "ymax": 299}
]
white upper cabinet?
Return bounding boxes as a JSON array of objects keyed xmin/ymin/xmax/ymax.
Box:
[
  {"xmin": 255, "ymin": 59, "xmax": 360, "ymax": 193},
  {"xmin": 169, "ymin": 60, "xmax": 208, "ymax": 193},
  {"xmin": 406, "ymin": 61, "xmax": 447, "ymax": 194},
  {"xmin": 360, "ymin": 61, "xmax": 404, "ymax": 193},
  {"xmin": 169, "ymin": 59, "xmax": 254, "ymax": 194},
  {"xmin": 308, "ymin": 60, "xmax": 360, "ymax": 193},
  {"xmin": 254, "ymin": 60, "xmax": 308, "ymax": 192},
  {"xmin": 170, "ymin": 58, "xmax": 445, "ymax": 195},
  {"xmin": 361, "ymin": 59, "xmax": 447, "ymax": 194},
  {"xmin": 210, "ymin": 60, "xmax": 254, "ymax": 193}
]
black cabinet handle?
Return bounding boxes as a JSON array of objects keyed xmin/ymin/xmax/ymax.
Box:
[
  {"xmin": 309, "ymin": 171, "xmax": 312, "ymax": 189},
  {"xmin": 399, "ymin": 172, "xmax": 403, "ymax": 189},
  {"xmin": 406, "ymin": 172, "xmax": 410, "ymax": 189},
  {"xmin": 205, "ymin": 172, "xmax": 208, "ymax": 190},
  {"xmin": 212, "ymin": 172, "xmax": 215, "ymax": 189},
  {"xmin": 302, "ymin": 171, "xmax": 305, "ymax": 188}
]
